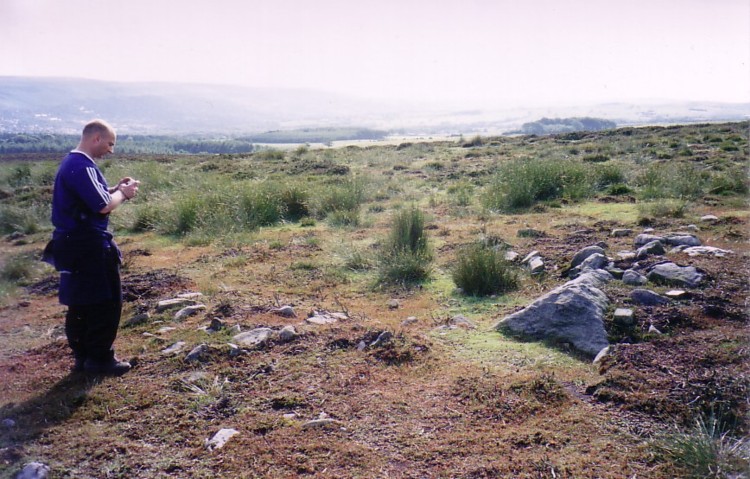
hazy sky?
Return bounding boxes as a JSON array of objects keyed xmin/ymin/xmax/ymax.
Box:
[{"xmin": 2, "ymin": 0, "xmax": 749, "ymax": 107}]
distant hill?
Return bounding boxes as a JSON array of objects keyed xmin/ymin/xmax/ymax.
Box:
[
  {"xmin": 511, "ymin": 117, "xmax": 617, "ymax": 135},
  {"xmin": 1, "ymin": 76, "xmax": 748, "ymax": 136}
]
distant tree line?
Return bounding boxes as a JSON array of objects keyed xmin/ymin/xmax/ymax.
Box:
[
  {"xmin": 0, "ymin": 127, "xmax": 389, "ymax": 155},
  {"xmin": 513, "ymin": 117, "xmax": 617, "ymax": 136}
]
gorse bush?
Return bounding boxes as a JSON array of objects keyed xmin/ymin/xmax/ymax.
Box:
[
  {"xmin": 452, "ymin": 243, "xmax": 519, "ymax": 297},
  {"xmin": 378, "ymin": 206, "xmax": 432, "ymax": 284}
]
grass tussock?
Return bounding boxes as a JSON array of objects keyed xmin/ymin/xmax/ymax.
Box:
[
  {"xmin": 452, "ymin": 243, "xmax": 519, "ymax": 297},
  {"xmin": 378, "ymin": 205, "xmax": 432, "ymax": 284},
  {"xmin": 655, "ymin": 414, "xmax": 750, "ymax": 479}
]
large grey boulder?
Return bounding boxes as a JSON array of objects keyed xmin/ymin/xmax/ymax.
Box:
[
  {"xmin": 647, "ymin": 262, "xmax": 704, "ymax": 288},
  {"xmin": 495, "ymin": 270, "xmax": 612, "ymax": 358}
]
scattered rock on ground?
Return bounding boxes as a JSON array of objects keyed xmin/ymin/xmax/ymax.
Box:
[
  {"xmin": 125, "ymin": 312, "xmax": 150, "ymax": 327},
  {"xmin": 504, "ymin": 251, "xmax": 519, "ymax": 262},
  {"xmin": 664, "ymin": 234, "xmax": 701, "ymax": 247},
  {"xmin": 636, "ymin": 240, "xmax": 665, "ymax": 260},
  {"xmin": 177, "ymin": 292, "xmax": 203, "ymax": 299},
  {"xmin": 206, "ymin": 428, "xmax": 240, "ymax": 450},
  {"xmin": 528, "ymin": 257, "xmax": 545, "ymax": 275},
  {"xmin": 570, "ymin": 246, "xmax": 606, "ymax": 269},
  {"xmin": 700, "ymin": 214, "xmax": 719, "ymax": 222},
  {"xmin": 206, "ymin": 318, "xmax": 224, "ymax": 332},
  {"xmin": 272, "ymin": 305, "xmax": 297, "ymax": 318},
  {"xmin": 664, "ymin": 290, "xmax": 689, "ymax": 300},
  {"xmin": 495, "ymin": 270, "xmax": 612, "ymax": 358},
  {"xmin": 370, "ymin": 331, "xmax": 393, "ymax": 347},
  {"xmin": 306, "ymin": 311, "xmax": 347, "ymax": 325},
  {"xmin": 185, "ymin": 343, "xmax": 208, "ymax": 361},
  {"xmin": 622, "ymin": 270, "xmax": 648, "ymax": 286},
  {"xmin": 14, "ymin": 462, "xmax": 50, "ymax": 479},
  {"xmin": 162, "ymin": 341, "xmax": 187, "ymax": 356},
  {"xmin": 156, "ymin": 298, "xmax": 197, "ymax": 313},
  {"xmin": 630, "ymin": 289, "xmax": 669, "ymax": 306},
  {"xmin": 611, "ymin": 229, "xmax": 633, "ymax": 237},
  {"xmin": 634, "ymin": 234, "xmax": 665, "ymax": 247},
  {"xmin": 613, "ymin": 308, "xmax": 635, "ymax": 326},
  {"xmin": 681, "ymin": 246, "xmax": 733, "ymax": 257},
  {"xmin": 175, "ymin": 304, "xmax": 206, "ymax": 320},
  {"xmin": 233, "ymin": 328, "xmax": 273, "ymax": 348},
  {"xmin": 647, "ymin": 262, "xmax": 704, "ymax": 288},
  {"xmin": 521, "ymin": 250, "xmax": 541, "ymax": 265},
  {"xmin": 450, "ymin": 314, "xmax": 477, "ymax": 329},
  {"xmin": 401, "ymin": 316, "xmax": 418, "ymax": 327},
  {"xmin": 387, "ymin": 299, "xmax": 400, "ymax": 310},
  {"xmin": 277, "ymin": 325, "xmax": 298, "ymax": 343}
]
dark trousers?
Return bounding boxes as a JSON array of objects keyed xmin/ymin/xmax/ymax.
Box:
[
  {"xmin": 65, "ymin": 300, "xmax": 122, "ymax": 363},
  {"xmin": 64, "ymin": 256, "xmax": 123, "ymax": 364}
]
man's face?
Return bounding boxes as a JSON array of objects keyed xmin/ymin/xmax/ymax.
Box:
[{"xmin": 93, "ymin": 131, "xmax": 116, "ymax": 158}]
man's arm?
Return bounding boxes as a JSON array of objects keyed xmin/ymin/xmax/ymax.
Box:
[{"xmin": 100, "ymin": 180, "xmax": 139, "ymax": 214}]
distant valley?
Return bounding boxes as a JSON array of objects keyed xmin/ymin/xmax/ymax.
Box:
[{"xmin": 1, "ymin": 76, "xmax": 748, "ymax": 136}]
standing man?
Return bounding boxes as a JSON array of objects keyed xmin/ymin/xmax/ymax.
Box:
[{"xmin": 49, "ymin": 119, "xmax": 139, "ymax": 375}]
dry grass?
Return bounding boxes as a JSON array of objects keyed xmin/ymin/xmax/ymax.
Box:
[{"xmin": 1, "ymin": 122, "xmax": 748, "ymax": 478}]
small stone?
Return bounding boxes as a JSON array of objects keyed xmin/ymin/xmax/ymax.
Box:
[
  {"xmin": 450, "ymin": 315, "xmax": 477, "ymax": 329},
  {"xmin": 636, "ymin": 240, "xmax": 665, "ymax": 260},
  {"xmin": 521, "ymin": 250, "xmax": 540, "ymax": 265},
  {"xmin": 401, "ymin": 316, "xmax": 418, "ymax": 327},
  {"xmin": 356, "ymin": 340, "xmax": 367, "ymax": 351},
  {"xmin": 2, "ymin": 418, "xmax": 16, "ymax": 428},
  {"xmin": 156, "ymin": 298, "xmax": 197, "ymax": 312},
  {"xmin": 233, "ymin": 328, "xmax": 273, "ymax": 348},
  {"xmin": 206, "ymin": 428, "xmax": 240, "ymax": 450},
  {"xmin": 174, "ymin": 304, "xmax": 207, "ymax": 321},
  {"xmin": 277, "ymin": 325, "xmax": 298, "ymax": 343},
  {"xmin": 125, "ymin": 312, "xmax": 150, "ymax": 327},
  {"xmin": 648, "ymin": 325, "xmax": 663, "ymax": 335},
  {"xmin": 664, "ymin": 290, "xmax": 689, "ymax": 299},
  {"xmin": 185, "ymin": 343, "xmax": 208, "ymax": 361},
  {"xmin": 622, "ymin": 270, "xmax": 648, "ymax": 286},
  {"xmin": 617, "ymin": 251, "xmax": 636, "ymax": 261},
  {"xmin": 664, "ymin": 234, "xmax": 701, "ymax": 247},
  {"xmin": 229, "ymin": 324, "xmax": 242, "ymax": 334},
  {"xmin": 302, "ymin": 418, "xmax": 339, "ymax": 429},
  {"xmin": 226, "ymin": 343, "xmax": 241, "ymax": 356},
  {"xmin": 306, "ymin": 312, "xmax": 338, "ymax": 325},
  {"xmin": 611, "ymin": 229, "xmax": 633, "ymax": 237},
  {"xmin": 634, "ymin": 234, "xmax": 664, "ymax": 247},
  {"xmin": 682, "ymin": 246, "xmax": 733, "ymax": 257},
  {"xmin": 370, "ymin": 331, "xmax": 393, "ymax": 347},
  {"xmin": 686, "ymin": 224, "xmax": 699, "ymax": 232},
  {"xmin": 613, "ymin": 308, "xmax": 635, "ymax": 326},
  {"xmin": 177, "ymin": 292, "xmax": 203, "ymax": 299},
  {"xmin": 700, "ymin": 215, "xmax": 719, "ymax": 222},
  {"xmin": 642, "ymin": 228, "xmax": 655, "ymax": 233},
  {"xmin": 529, "ymin": 257, "xmax": 545, "ymax": 275},
  {"xmin": 156, "ymin": 326, "xmax": 177, "ymax": 334},
  {"xmin": 162, "ymin": 341, "xmax": 187, "ymax": 356},
  {"xmin": 207, "ymin": 318, "xmax": 224, "ymax": 332},
  {"xmin": 593, "ymin": 346, "xmax": 610, "ymax": 364},
  {"xmin": 630, "ymin": 289, "xmax": 669, "ymax": 306},
  {"xmin": 504, "ymin": 251, "xmax": 519, "ymax": 262},
  {"xmin": 273, "ymin": 305, "xmax": 297, "ymax": 318},
  {"xmin": 387, "ymin": 299, "xmax": 400, "ymax": 310},
  {"xmin": 18, "ymin": 300, "xmax": 31, "ymax": 307}
]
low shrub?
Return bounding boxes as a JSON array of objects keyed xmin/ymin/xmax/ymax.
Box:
[
  {"xmin": 452, "ymin": 243, "xmax": 519, "ymax": 296},
  {"xmin": 378, "ymin": 206, "xmax": 432, "ymax": 284}
]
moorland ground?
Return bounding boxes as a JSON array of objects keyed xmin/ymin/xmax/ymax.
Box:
[{"xmin": 0, "ymin": 122, "xmax": 748, "ymax": 478}]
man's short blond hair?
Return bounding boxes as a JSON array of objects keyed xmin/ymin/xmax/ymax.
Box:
[{"xmin": 82, "ymin": 119, "xmax": 115, "ymax": 138}]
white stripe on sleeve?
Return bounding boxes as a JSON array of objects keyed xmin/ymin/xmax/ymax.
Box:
[{"xmin": 86, "ymin": 167, "xmax": 112, "ymax": 204}]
